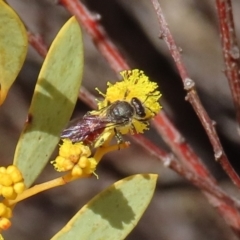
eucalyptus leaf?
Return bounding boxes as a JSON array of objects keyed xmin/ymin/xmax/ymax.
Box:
[
  {"xmin": 14, "ymin": 17, "xmax": 84, "ymax": 187},
  {"xmin": 52, "ymin": 174, "xmax": 158, "ymax": 240},
  {"xmin": 0, "ymin": 0, "xmax": 27, "ymax": 105}
]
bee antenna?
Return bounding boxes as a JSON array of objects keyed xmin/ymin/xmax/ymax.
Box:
[
  {"xmin": 143, "ymin": 90, "xmax": 159, "ymax": 104},
  {"xmin": 141, "ymin": 91, "xmax": 159, "ymax": 117}
]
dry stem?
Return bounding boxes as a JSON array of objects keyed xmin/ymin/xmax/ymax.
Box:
[
  {"xmin": 150, "ymin": 0, "xmax": 240, "ymax": 188},
  {"xmin": 216, "ymin": 0, "xmax": 240, "ymax": 131}
]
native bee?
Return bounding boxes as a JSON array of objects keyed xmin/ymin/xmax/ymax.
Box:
[{"xmin": 61, "ymin": 97, "xmax": 150, "ymax": 148}]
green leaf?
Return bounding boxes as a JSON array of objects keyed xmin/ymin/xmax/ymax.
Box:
[
  {"xmin": 51, "ymin": 174, "xmax": 158, "ymax": 240},
  {"xmin": 14, "ymin": 17, "xmax": 84, "ymax": 187},
  {"xmin": 0, "ymin": 0, "xmax": 28, "ymax": 105}
]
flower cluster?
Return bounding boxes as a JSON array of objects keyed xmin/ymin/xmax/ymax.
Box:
[
  {"xmin": 52, "ymin": 139, "xmax": 97, "ymax": 177},
  {"xmin": 0, "ymin": 165, "xmax": 25, "ymax": 200},
  {"xmin": 0, "ymin": 203, "xmax": 12, "ymax": 231},
  {"xmin": 95, "ymin": 69, "xmax": 161, "ymax": 134},
  {"xmin": 0, "ymin": 165, "xmax": 25, "ymax": 232}
]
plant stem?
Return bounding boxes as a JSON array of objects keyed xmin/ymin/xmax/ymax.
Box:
[
  {"xmin": 5, "ymin": 173, "xmax": 85, "ymax": 206},
  {"xmin": 215, "ymin": 0, "xmax": 240, "ymax": 131},
  {"xmin": 150, "ymin": 0, "xmax": 240, "ymax": 188}
]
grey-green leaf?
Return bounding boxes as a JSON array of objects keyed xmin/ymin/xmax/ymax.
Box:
[
  {"xmin": 0, "ymin": 0, "xmax": 27, "ymax": 105},
  {"xmin": 14, "ymin": 17, "xmax": 84, "ymax": 187},
  {"xmin": 51, "ymin": 174, "xmax": 158, "ymax": 240}
]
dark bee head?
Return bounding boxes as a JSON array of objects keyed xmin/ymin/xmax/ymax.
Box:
[
  {"xmin": 107, "ymin": 101, "xmax": 134, "ymax": 124},
  {"xmin": 107, "ymin": 97, "xmax": 149, "ymax": 127},
  {"xmin": 107, "ymin": 97, "xmax": 154, "ymax": 129}
]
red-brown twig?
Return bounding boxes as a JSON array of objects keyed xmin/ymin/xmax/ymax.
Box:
[
  {"xmin": 134, "ymin": 134, "xmax": 240, "ymax": 236},
  {"xmin": 134, "ymin": 134, "xmax": 240, "ymax": 208},
  {"xmin": 215, "ymin": 0, "xmax": 240, "ymax": 130},
  {"xmin": 58, "ymin": 0, "xmax": 128, "ymax": 72},
  {"xmin": 150, "ymin": 0, "xmax": 240, "ymax": 189},
  {"xmin": 27, "ymin": 0, "xmax": 240, "ymax": 234},
  {"xmin": 27, "ymin": 32, "xmax": 48, "ymax": 57},
  {"xmin": 152, "ymin": 112, "xmax": 240, "ymax": 234},
  {"xmin": 153, "ymin": 112, "xmax": 215, "ymax": 182}
]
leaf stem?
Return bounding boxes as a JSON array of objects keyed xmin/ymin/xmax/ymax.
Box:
[{"xmin": 5, "ymin": 173, "xmax": 85, "ymax": 206}]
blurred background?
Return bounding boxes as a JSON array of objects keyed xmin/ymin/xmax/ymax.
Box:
[{"xmin": 2, "ymin": 0, "xmax": 240, "ymax": 239}]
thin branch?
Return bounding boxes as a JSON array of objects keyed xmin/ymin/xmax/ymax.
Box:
[
  {"xmin": 153, "ymin": 112, "xmax": 216, "ymax": 183},
  {"xmin": 58, "ymin": 0, "xmax": 129, "ymax": 72},
  {"xmin": 187, "ymin": 88, "xmax": 240, "ymax": 185},
  {"xmin": 150, "ymin": 0, "xmax": 240, "ymax": 188},
  {"xmin": 27, "ymin": 32, "xmax": 48, "ymax": 56},
  {"xmin": 134, "ymin": 134, "xmax": 240, "ymax": 209},
  {"xmin": 134, "ymin": 134, "xmax": 240, "ymax": 235},
  {"xmin": 215, "ymin": 0, "xmax": 240, "ymax": 130},
  {"xmin": 151, "ymin": 112, "xmax": 240, "ymax": 233}
]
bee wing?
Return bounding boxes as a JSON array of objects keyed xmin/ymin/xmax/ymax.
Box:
[
  {"xmin": 60, "ymin": 115, "xmax": 115, "ymax": 143},
  {"xmin": 61, "ymin": 117, "xmax": 90, "ymax": 142}
]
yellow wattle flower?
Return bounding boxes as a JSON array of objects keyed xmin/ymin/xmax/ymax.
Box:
[
  {"xmin": 51, "ymin": 139, "xmax": 97, "ymax": 177},
  {"xmin": 0, "ymin": 165, "xmax": 25, "ymax": 200},
  {"xmin": 95, "ymin": 69, "xmax": 161, "ymax": 134}
]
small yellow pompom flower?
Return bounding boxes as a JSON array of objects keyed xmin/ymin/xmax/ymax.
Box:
[
  {"xmin": 0, "ymin": 203, "xmax": 12, "ymax": 231},
  {"xmin": 0, "ymin": 218, "xmax": 11, "ymax": 231},
  {"xmin": 0, "ymin": 165, "xmax": 25, "ymax": 200},
  {"xmin": 94, "ymin": 69, "xmax": 161, "ymax": 135},
  {"xmin": 52, "ymin": 139, "xmax": 97, "ymax": 177}
]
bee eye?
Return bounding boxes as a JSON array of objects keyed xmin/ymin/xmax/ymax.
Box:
[{"xmin": 131, "ymin": 97, "xmax": 146, "ymax": 118}]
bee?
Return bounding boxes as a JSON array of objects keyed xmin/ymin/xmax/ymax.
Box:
[{"xmin": 60, "ymin": 97, "xmax": 150, "ymax": 148}]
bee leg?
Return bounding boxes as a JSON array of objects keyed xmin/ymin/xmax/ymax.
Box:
[{"xmin": 114, "ymin": 128, "xmax": 124, "ymax": 150}]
